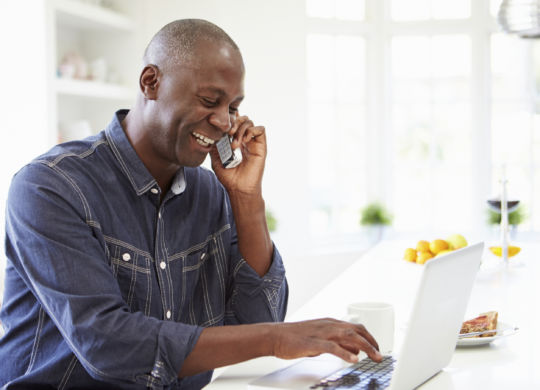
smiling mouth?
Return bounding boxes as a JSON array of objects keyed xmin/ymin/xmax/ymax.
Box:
[{"xmin": 192, "ymin": 131, "xmax": 216, "ymax": 147}]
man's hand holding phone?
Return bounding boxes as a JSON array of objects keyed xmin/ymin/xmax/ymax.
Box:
[
  {"xmin": 210, "ymin": 113, "xmax": 267, "ymax": 197},
  {"xmin": 210, "ymin": 113, "xmax": 272, "ymax": 276}
]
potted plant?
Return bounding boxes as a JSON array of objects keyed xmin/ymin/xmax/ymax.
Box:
[
  {"xmin": 266, "ymin": 209, "xmax": 277, "ymax": 233},
  {"xmin": 487, "ymin": 204, "xmax": 525, "ymax": 240},
  {"xmin": 360, "ymin": 202, "xmax": 393, "ymax": 244}
]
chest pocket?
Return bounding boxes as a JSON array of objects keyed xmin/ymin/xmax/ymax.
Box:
[
  {"xmin": 107, "ymin": 241, "xmax": 153, "ymax": 315},
  {"xmin": 179, "ymin": 239, "xmax": 226, "ymax": 327}
]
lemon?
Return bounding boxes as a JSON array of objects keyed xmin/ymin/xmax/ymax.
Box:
[
  {"xmin": 416, "ymin": 240, "xmax": 430, "ymax": 253},
  {"xmin": 489, "ymin": 246, "xmax": 521, "ymax": 258},
  {"xmin": 416, "ymin": 251, "xmax": 433, "ymax": 265},
  {"xmin": 403, "ymin": 248, "xmax": 417, "ymax": 262},
  {"xmin": 446, "ymin": 234, "xmax": 467, "ymax": 250},
  {"xmin": 435, "ymin": 249, "xmax": 453, "ymax": 257},
  {"xmin": 429, "ymin": 239, "xmax": 449, "ymax": 255}
]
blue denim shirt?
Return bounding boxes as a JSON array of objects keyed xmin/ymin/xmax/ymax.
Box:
[{"xmin": 0, "ymin": 110, "xmax": 288, "ymax": 389}]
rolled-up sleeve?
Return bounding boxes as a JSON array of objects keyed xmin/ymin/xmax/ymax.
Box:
[
  {"xmin": 5, "ymin": 163, "xmax": 200, "ymax": 388},
  {"xmin": 225, "ymin": 243, "xmax": 288, "ymax": 324}
]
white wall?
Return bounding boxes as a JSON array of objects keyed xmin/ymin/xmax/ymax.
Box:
[
  {"xmin": 0, "ymin": 1, "xmax": 50, "ymax": 297},
  {"xmin": 141, "ymin": 0, "xmax": 311, "ymax": 256}
]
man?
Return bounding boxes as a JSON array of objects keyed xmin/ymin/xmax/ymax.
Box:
[{"xmin": 0, "ymin": 19, "xmax": 382, "ymax": 389}]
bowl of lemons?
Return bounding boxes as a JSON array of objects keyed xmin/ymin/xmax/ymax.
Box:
[{"xmin": 403, "ymin": 234, "xmax": 468, "ymax": 265}]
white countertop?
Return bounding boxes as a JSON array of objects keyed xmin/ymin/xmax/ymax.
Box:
[{"xmin": 205, "ymin": 240, "xmax": 540, "ymax": 389}]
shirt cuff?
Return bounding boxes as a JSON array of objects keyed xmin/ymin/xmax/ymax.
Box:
[
  {"xmin": 135, "ymin": 321, "xmax": 203, "ymax": 389},
  {"xmin": 233, "ymin": 242, "xmax": 286, "ymax": 295}
]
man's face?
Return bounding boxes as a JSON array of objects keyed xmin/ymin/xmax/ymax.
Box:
[{"xmin": 149, "ymin": 40, "xmax": 245, "ymax": 168}]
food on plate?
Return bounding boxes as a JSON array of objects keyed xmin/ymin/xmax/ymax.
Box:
[
  {"xmin": 402, "ymin": 234, "xmax": 467, "ymax": 265},
  {"xmin": 429, "ymin": 239, "xmax": 449, "ymax": 255},
  {"xmin": 460, "ymin": 311, "xmax": 498, "ymax": 337},
  {"xmin": 489, "ymin": 246, "xmax": 521, "ymax": 258}
]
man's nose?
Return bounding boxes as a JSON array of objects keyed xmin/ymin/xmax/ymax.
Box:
[{"xmin": 209, "ymin": 107, "xmax": 232, "ymax": 133}]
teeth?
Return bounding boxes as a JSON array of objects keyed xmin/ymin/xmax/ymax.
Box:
[
  {"xmin": 192, "ymin": 131, "xmax": 215, "ymax": 146},
  {"xmin": 196, "ymin": 138, "xmax": 209, "ymax": 147}
]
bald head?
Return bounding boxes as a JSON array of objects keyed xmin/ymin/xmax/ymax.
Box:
[{"xmin": 143, "ymin": 19, "xmax": 241, "ymax": 71}]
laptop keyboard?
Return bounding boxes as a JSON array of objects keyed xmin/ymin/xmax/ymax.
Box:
[{"xmin": 309, "ymin": 355, "xmax": 395, "ymax": 389}]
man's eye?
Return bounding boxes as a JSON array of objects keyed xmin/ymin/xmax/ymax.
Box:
[
  {"xmin": 201, "ymin": 98, "xmax": 217, "ymax": 107},
  {"xmin": 229, "ymin": 107, "xmax": 239, "ymax": 114}
]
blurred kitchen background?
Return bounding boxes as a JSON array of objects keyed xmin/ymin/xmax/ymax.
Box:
[{"xmin": 1, "ymin": 0, "xmax": 539, "ymax": 310}]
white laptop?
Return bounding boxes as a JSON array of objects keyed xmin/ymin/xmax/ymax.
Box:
[{"xmin": 249, "ymin": 242, "xmax": 484, "ymax": 390}]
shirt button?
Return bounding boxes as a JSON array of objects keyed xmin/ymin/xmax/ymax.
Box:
[
  {"xmin": 122, "ymin": 253, "xmax": 131, "ymax": 261},
  {"xmin": 166, "ymin": 310, "xmax": 171, "ymax": 319},
  {"xmin": 160, "ymin": 261, "xmax": 166, "ymax": 270},
  {"xmin": 201, "ymin": 252, "xmax": 206, "ymax": 260},
  {"xmin": 158, "ymin": 212, "xmax": 162, "ymax": 219},
  {"xmin": 150, "ymin": 188, "xmax": 158, "ymax": 194}
]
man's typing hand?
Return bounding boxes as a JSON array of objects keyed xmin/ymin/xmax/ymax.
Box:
[
  {"xmin": 271, "ymin": 318, "xmax": 384, "ymax": 364},
  {"xmin": 179, "ymin": 318, "xmax": 383, "ymax": 377}
]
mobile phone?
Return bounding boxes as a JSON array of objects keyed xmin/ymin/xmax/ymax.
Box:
[{"xmin": 216, "ymin": 135, "xmax": 242, "ymax": 168}]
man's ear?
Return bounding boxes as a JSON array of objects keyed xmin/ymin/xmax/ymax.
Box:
[{"xmin": 140, "ymin": 64, "xmax": 160, "ymax": 100}]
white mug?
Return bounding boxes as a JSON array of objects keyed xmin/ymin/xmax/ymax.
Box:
[{"xmin": 347, "ymin": 302, "xmax": 394, "ymax": 355}]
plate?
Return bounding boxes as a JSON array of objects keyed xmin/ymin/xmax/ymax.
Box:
[{"xmin": 456, "ymin": 321, "xmax": 518, "ymax": 347}]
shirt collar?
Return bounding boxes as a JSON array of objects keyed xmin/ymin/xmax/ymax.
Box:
[
  {"xmin": 171, "ymin": 168, "xmax": 186, "ymax": 195},
  {"xmin": 105, "ymin": 109, "xmax": 186, "ymax": 196}
]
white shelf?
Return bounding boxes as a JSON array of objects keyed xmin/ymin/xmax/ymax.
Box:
[
  {"xmin": 54, "ymin": 0, "xmax": 135, "ymax": 32},
  {"xmin": 55, "ymin": 78, "xmax": 134, "ymax": 100},
  {"xmin": 47, "ymin": 0, "xmax": 141, "ymax": 143}
]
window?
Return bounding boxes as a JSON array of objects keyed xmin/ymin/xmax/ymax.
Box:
[
  {"xmin": 391, "ymin": 34, "xmax": 472, "ymax": 231},
  {"xmin": 306, "ymin": 34, "xmax": 367, "ymax": 236},
  {"xmin": 491, "ymin": 33, "xmax": 538, "ymax": 231},
  {"xmin": 305, "ymin": 0, "xmax": 537, "ymax": 244},
  {"xmin": 306, "ymin": 0, "xmax": 365, "ymax": 20},
  {"xmin": 391, "ymin": 0, "xmax": 470, "ymax": 21}
]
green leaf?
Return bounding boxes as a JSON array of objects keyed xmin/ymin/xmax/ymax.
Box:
[
  {"xmin": 266, "ymin": 209, "xmax": 277, "ymax": 232},
  {"xmin": 486, "ymin": 204, "xmax": 526, "ymax": 225},
  {"xmin": 360, "ymin": 202, "xmax": 393, "ymax": 226}
]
